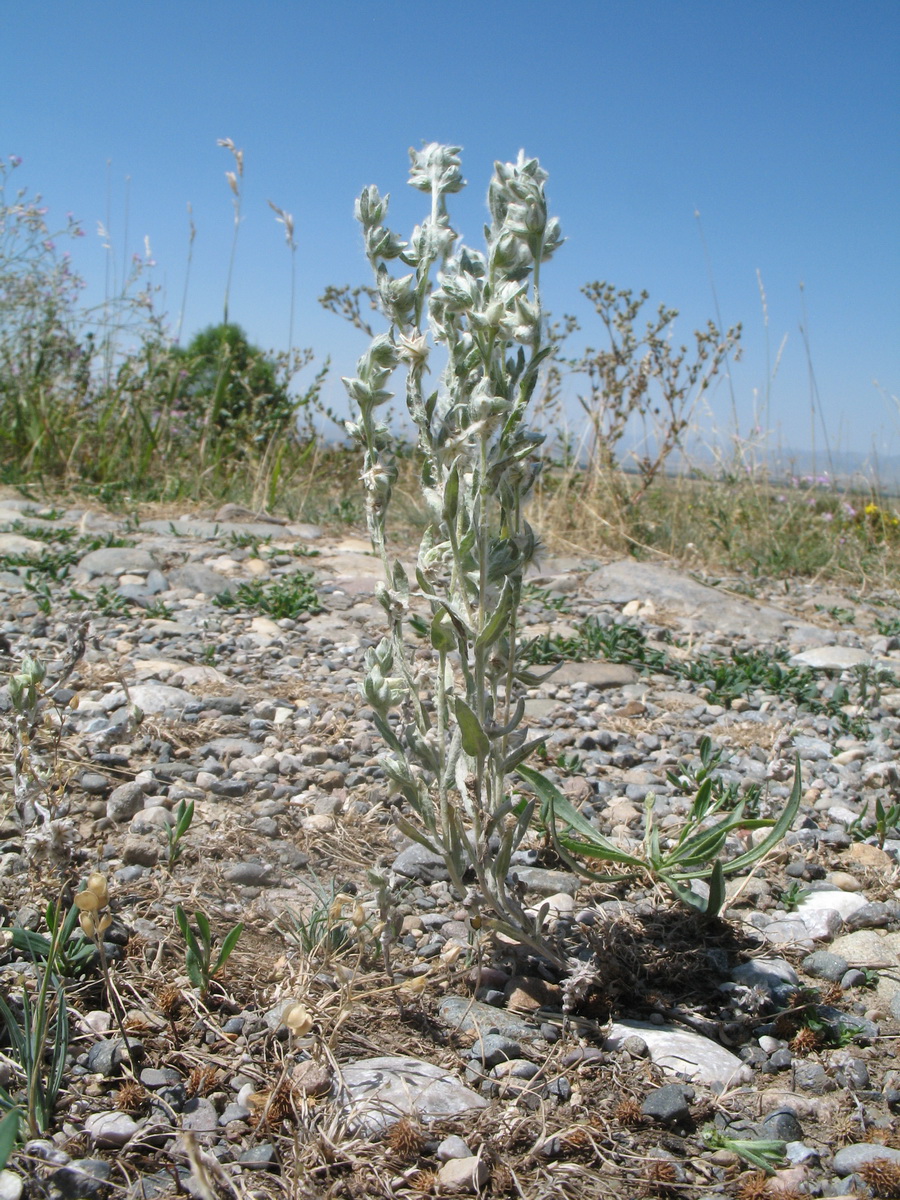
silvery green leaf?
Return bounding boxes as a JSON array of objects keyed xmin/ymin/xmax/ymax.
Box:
[
  {"xmin": 454, "ymin": 697, "xmax": 489, "ymax": 758},
  {"xmin": 366, "ymin": 224, "xmax": 407, "ymax": 260},
  {"xmin": 430, "ymin": 609, "xmax": 456, "ymax": 653},
  {"xmin": 442, "ymin": 462, "xmax": 460, "ymax": 523},
  {"xmin": 355, "ymin": 185, "xmax": 388, "ymax": 229},
  {"xmin": 476, "ymin": 578, "xmax": 514, "ymax": 649},
  {"xmin": 408, "ymin": 143, "xmax": 465, "ymax": 194},
  {"xmin": 501, "ymin": 734, "xmax": 547, "ymax": 774}
]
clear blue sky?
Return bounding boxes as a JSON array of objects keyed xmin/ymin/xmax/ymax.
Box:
[{"xmin": 5, "ymin": 0, "xmax": 899, "ymax": 466}]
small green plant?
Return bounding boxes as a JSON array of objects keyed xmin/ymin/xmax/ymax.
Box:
[
  {"xmin": 0, "ymin": 547, "xmax": 77, "ymax": 578},
  {"xmin": 166, "ymin": 798, "xmax": 194, "ymax": 868},
  {"xmin": 144, "ymin": 599, "xmax": 174, "ymax": 621},
  {"xmin": 228, "ymin": 530, "xmax": 272, "ymax": 554},
  {"xmin": 701, "ymin": 1128, "xmax": 785, "ymax": 1174},
  {"xmin": 3, "ymin": 520, "xmax": 74, "ymax": 544},
  {"xmin": 175, "ymin": 906, "xmax": 243, "ymax": 997},
  {"xmin": 22, "ymin": 573, "xmax": 52, "ymax": 614},
  {"xmin": 523, "ymin": 617, "xmax": 667, "ymax": 671},
  {"xmin": 0, "ymin": 901, "xmax": 71, "ymax": 1135},
  {"xmin": 520, "ymin": 757, "xmax": 802, "ymax": 917},
  {"xmin": 201, "ymin": 645, "xmax": 218, "ymax": 666},
  {"xmin": 875, "ymin": 614, "xmax": 900, "ymax": 638},
  {"xmin": 778, "ymin": 881, "xmax": 809, "ymax": 912},
  {"xmin": 212, "ymin": 569, "xmax": 322, "ymax": 619},
  {"xmin": 815, "ymin": 603, "xmax": 856, "ymax": 624},
  {"xmin": 278, "ymin": 882, "xmax": 369, "ymax": 963},
  {"xmin": 848, "ymin": 796, "xmax": 900, "ymax": 850},
  {"xmin": 521, "ymin": 582, "xmax": 573, "ymax": 614},
  {"xmin": 91, "ymin": 584, "xmax": 131, "ymax": 616}
]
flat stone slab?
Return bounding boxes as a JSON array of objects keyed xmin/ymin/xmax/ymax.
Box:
[
  {"xmin": 438, "ymin": 996, "xmax": 544, "ymax": 1040},
  {"xmin": 77, "ymin": 547, "xmax": 158, "ymax": 577},
  {"xmin": 138, "ymin": 518, "xmax": 321, "ymax": 540},
  {"xmin": 790, "ymin": 645, "xmax": 873, "ymax": 670},
  {"xmin": 550, "ymin": 661, "xmax": 638, "ymax": 688},
  {"xmin": 0, "ymin": 533, "xmax": 46, "ymax": 555},
  {"xmin": 606, "ymin": 1020, "xmax": 751, "ymax": 1086},
  {"xmin": 336, "ymin": 1055, "xmax": 487, "ymax": 1134},
  {"xmin": 585, "ymin": 560, "xmax": 828, "ymax": 643},
  {"xmin": 102, "ymin": 683, "xmax": 195, "ymax": 714},
  {"xmin": 829, "ymin": 929, "xmax": 900, "ymax": 967}
]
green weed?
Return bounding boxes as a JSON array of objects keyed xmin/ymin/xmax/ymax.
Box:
[{"xmin": 212, "ymin": 569, "xmax": 322, "ymax": 619}]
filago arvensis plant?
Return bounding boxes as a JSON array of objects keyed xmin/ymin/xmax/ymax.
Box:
[{"xmin": 344, "ymin": 144, "xmax": 565, "ymax": 962}]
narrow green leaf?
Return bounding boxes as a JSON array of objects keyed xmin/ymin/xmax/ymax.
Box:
[
  {"xmin": 195, "ymin": 911, "xmax": 212, "ymax": 951},
  {"xmin": 185, "ymin": 949, "xmax": 204, "ymax": 992},
  {"xmin": 705, "ymin": 861, "xmax": 726, "ymax": 916},
  {"xmin": 475, "ymin": 578, "xmax": 513, "ymax": 650},
  {"xmin": 501, "ymin": 734, "xmax": 547, "ymax": 774},
  {"xmin": 213, "ymin": 923, "xmax": 244, "ymax": 975},
  {"xmin": 0, "ymin": 1106, "xmax": 19, "ymax": 1168},
  {"xmin": 442, "ymin": 462, "xmax": 460, "ymax": 523},
  {"xmin": 721, "ymin": 756, "xmax": 802, "ymax": 875}
]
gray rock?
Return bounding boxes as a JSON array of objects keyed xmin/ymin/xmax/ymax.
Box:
[
  {"xmin": 167, "ymin": 564, "xmax": 234, "ymax": 597},
  {"xmin": 641, "ymin": 1083, "xmax": 693, "ymax": 1125},
  {"xmin": 50, "ymin": 1159, "xmax": 111, "ymax": 1200},
  {"xmin": 84, "ymin": 1111, "xmax": 141, "ymax": 1147},
  {"xmin": 792, "ymin": 1062, "xmax": 835, "ymax": 1093},
  {"xmin": 238, "ymin": 1144, "xmax": 276, "ymax": 1167},
  {"xmin": 391, "ymin": 841, "xmax": 451, "ymax": 883},
  {"xmin": 106, "ymin": 781, "xmax": 146, "ymax": 823},
  {"xmin": 336, "ymin": 1055, "xmax": 487, "ymax": 1134},
  {"xmin": 833, "ymin": 1143, "xmax": 900, "ymax": 1175},
  {"xmin": 802, "ymin": 950, "xmax": 850, "ymax": 982},
  {"xmin": 511, "ymin": 866, "xmax": 580, "ymax": 896},
  {"xmin": 730, "ymin": 957, "xmax": 799, "ymax": 992},
  {"xmin": 551, "ymin": 661, "xmax": 638, "ymax": 688},
  {"xmin": 437, "ymin": 1156, "xmax": 490, "ymax": 1191},
  {"xmin": 77, "ymin": 547, "xmax": 157, "ymax": 578},
  {"xmin": 86, "ymin": 1037, "xmax": 144, "ymax": 1077},
  {"xmin": 470, "ymin": 1034, "xmax": 523, "ymax": 1067},
  {"xmin": 759, "ymin": 1109, "xmax": 804, "ymax": 1142},
  {"xmin": 105, "ymin": 683, "xmax": 195, "ymax": 716},
  {"xmin": 439, "ymin": 996, "xmax": 543, "ymax": 1040},
  {"xmin": 585, "ymin": 560, "xmax": 826, "ymax": 641},
  {"xmin": 181, "ymin": 1097, "xmax": 218, "ymax": 1136},
  {"xmin": 0, "ymin": 1172, "xmax": 22, "ymax": 1200},
  {"xmin": 437, "ymin": 1135, "xmax": 474, "ymax": 1161},
  {"xmin": 223, "ymin": 861, "xmax": 278, "ymax": 886}
]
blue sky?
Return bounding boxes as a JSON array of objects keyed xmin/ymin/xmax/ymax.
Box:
[{"xmin": 4, "ymin": 0, "xmax": 899, "ymax": 467}]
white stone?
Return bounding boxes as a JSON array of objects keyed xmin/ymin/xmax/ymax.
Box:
[
  {"xmin": 797, "ymin": 889, "xmax": 866, "ymax": 919},
  {"xmin": 790, "ymin": 645, "xmax": 872, "ymax": 670},
  {"xmin": 101, "ymin": 683, "xmax": 194, "ymax": 714},
  {"xmin": 337, "ymin": 1055, "xmax": 487, "ymax": 1134},
  {"xmin": 437, "ymin": 1156, "xmax": 490, "ymax": 1191},
  {"xmin": 0, "ymin": 533, "xmax": 45, "ymax": 555},
  {"xmin": 85, "ymin": 1110, "xmax": 141, "ymax": 1147},
  {"xmin": 0, "ymin": 1170, "xmax": 23, "ymax": 1200},
  {"xmin": 605, "ymin": 1020, "xmax": 751, "ymax": 1086}
]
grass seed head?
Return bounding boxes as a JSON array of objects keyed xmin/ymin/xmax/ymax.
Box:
[
  {"xmin": 860, "ymin": 1157, "xmax": 900, "ymax": 1198},
  {"xmin": 385, "ymin": 1117, "xmax": 425, "ymax": 1159}
]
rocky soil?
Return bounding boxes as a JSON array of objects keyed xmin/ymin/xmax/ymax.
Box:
[{"xmin": 1, "ymin": 493, "xmax": 899, "ymax": 1200}]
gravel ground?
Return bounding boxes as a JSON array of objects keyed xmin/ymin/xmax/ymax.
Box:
[{"xmin": 1, "ymin": 493, "xmax": 899, "ymax": 1200}]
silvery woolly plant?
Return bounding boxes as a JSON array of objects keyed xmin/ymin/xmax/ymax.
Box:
[{"xmin": 344, "ymin": 144, "xmax": 565, "ymax": 963}]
